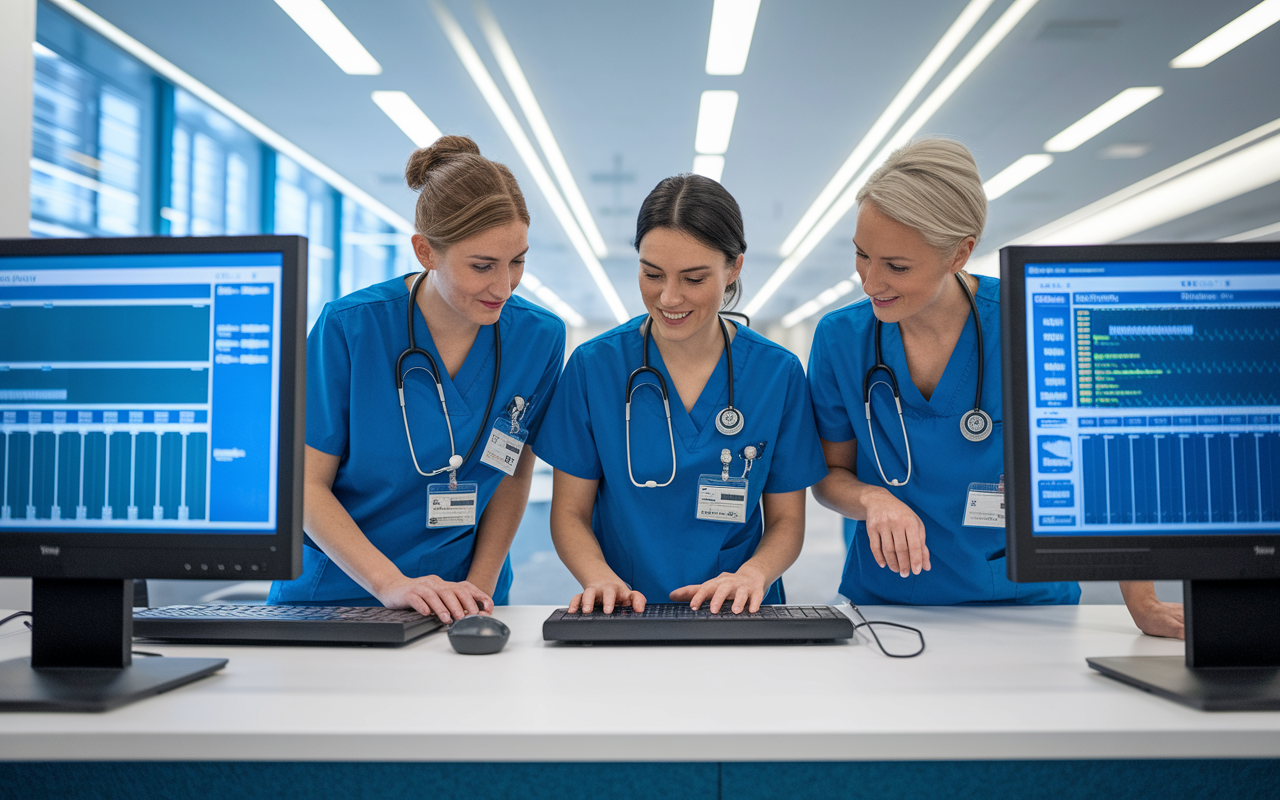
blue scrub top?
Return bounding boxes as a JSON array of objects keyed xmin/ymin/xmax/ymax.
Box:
[
  {"xmin": 537, "ymin": 316, "xmax": 828, "ymax": 603},
  {"xmin": 269, "ymin": 277, "xmax": 565, "ymax": 605},
  {"xmin": 808, "ymin": 275, "xmax": 1079, "ymax": 606}
]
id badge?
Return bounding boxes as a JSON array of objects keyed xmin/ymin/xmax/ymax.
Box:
[
  {"xmin": 696, "ymin": 475, "xmax": 749, "ymax": 523},
  {"xmin": 963, "ymin": 480, "xmax": 1005, "ymax": 528},
  {"xmin": 428, "ymin": 482, "xmax": 478, "ymax": 528},
  {"xmin": 480, "ymin": 416, "xmax": 528, "ymax": 476}
]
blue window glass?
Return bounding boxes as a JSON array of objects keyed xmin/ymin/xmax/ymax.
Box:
[
  {"xmin": 340, "ymin": 198, "xmax": 411, "ymax": 297},
  {"xmin": 165, "ymin": 89, "xmax": 261, "ymax": 237},
  {"xmin": 274, "ymin": 155, "xmax": 336, "ymax": 327}
]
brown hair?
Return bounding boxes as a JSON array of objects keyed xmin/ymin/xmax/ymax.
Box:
[{"xmin": 404, "ymin": 135, "xmax": 529, "ymax": 250}]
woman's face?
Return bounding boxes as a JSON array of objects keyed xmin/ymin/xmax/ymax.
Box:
[
  {"xmin": 412, "ymin": 220, "xmax": 528, "ymax": 327},
  {"xmin": 853, "ymin": 201, "xmax": 973, "ymax": 325},
  {"xmin": 638, "ymin": 227, "xmax": 742, "ymax": 346}
]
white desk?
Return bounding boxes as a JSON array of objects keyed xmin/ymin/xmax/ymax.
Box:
[{"xmin": 1, "ymin": 604, "xmax": 1278, "ymax": 762}]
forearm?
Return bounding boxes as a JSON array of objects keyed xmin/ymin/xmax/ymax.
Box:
[
  {"xmin": 303, "ymin": 482, "xmax": 405, "ymax": 598},
  {"xmin": 812, "ymin": 466, "xmax": 890, "ymax": 522},
  {"xmin": 549, "ymin": 493, "xmax": 619, "ymax": 589},
  {"xmin": 741, "ymin": 491, "xmax": 806, "ymax": 585},
  {"xmin": 466, "ymin": 455, "xmax": 536, "ymax": 595}
]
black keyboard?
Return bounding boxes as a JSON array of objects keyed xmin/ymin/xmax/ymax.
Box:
[
  {"xmin": 133, "ymin": 604, "xmax": 444, "ymax": 646},
  {"xmin": 542, "ymin": 604, "xmax": 854, "ymax": 644}
]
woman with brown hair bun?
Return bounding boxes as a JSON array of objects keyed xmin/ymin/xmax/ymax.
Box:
[{"xmin": 269, "ymin": 136, "xmax": 566, "ymax": 621}]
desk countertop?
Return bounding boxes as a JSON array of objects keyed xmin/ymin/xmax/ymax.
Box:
[{"xmin": 1, "ymin": 604, "xmax": 1278, "ymax": 762}]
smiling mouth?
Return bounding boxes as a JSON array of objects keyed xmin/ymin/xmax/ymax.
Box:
[{"xmin": 659, "ymin": 310, "xmax": 690, "ymax": 320}]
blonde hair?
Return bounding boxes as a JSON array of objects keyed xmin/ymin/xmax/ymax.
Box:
[
  {"xmin": 404, "ymin": 135, "xmax": 529, "ymax": 250},
  {"xmin": 855, "ymin": 137, "xmax": 986, "ymax": 254}
]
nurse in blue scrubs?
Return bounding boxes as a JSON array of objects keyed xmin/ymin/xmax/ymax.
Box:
[
  {"xmin": 269, "ymin": 136, "xmax": 565, "ymax": 622},
  {"xmin": 808, "ymin": 138, "xmax": 1184, "ymax": 637},
  {"xmin": 538, "ymin": 174, "xmax": 828, "ymax": 615}
]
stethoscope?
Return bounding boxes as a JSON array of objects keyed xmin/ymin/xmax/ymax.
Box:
[
  {"xmin": 625, "ymin": 314, "xmax": 744, "ymax": 488},
  {"xmin": 395, "ymin": 271, "xmax": 500, "ymax": 486},
  {"xmin": 863, "ymin": 272, "xmax": 991, "ymax": 487}
]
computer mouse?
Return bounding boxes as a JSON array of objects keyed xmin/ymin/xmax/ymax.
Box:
[{"xmin": 447, "ymin": 614, "xmax": 510, "ymax": 655}]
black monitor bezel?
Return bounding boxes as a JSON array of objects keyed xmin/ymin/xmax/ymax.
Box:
[
  {"xmin": 0, "ymin": 235, "xmax": 305, "ymax": 581},
  {"xmin": 1003, "ymin": 242, "xmax": 1280, "ymax": 583}
]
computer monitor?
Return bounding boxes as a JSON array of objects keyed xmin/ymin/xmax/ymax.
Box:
[
  {"xmin": 0, "ymin": 235, "xmax": 305, "ymax": 711},
  {"xmin": 1003, "ymin": 241, "xmax": 1280, "ymax": 710}
]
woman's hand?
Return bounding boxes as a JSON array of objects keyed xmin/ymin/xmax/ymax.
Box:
[
  {"xmin": 670, "ymin": 564, "xmax": 769, "ymax": 614},
  {"xmin": 569, "ymin": 579, "xmax": 646, "ymax": 615},
  {"xmin": 864, "ymin": 487, "xmax": 930, "ymax": 577},
  {"xmin": 1120, "ymin": 581, "xmax": 1185, "ymax": 639},
  {"xmin": 375, "ymin": 574, "xmax": 493, "ymax": 623}
]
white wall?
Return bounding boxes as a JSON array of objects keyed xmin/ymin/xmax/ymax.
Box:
[{"xmin": 0, "ymin": 0, "xmax": 34, "ymax": 238}]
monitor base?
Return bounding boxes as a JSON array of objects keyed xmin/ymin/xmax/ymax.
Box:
[
  {"xmin": 0, "ymin": 656, "xmax": 227, "ymax": 712},
  {"xmin": 1087, "ymin": 656, "xmax": 1280, "ymax": 711}
]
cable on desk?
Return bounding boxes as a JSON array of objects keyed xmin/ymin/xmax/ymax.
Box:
[
  {"xmin": 849, "ymin": 606, "xmax": 925, "ymax": 658},
  {"xmin": 0, "ymin": 611, "xmax": 32, "ymax": 629}
]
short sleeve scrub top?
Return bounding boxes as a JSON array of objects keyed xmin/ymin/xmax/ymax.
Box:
[
  {"xmin": 536, "ymin": 317, "xmax": 828, "ymax": 603},
  {"xmin": 807, "ymin": 276, "xmax": 1079, "ymax": 605},
  {"xmin": 269, "ymin": 278, "xmax": 566, "ymax": 606}
]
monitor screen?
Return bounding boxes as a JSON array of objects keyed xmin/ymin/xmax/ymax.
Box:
[
  {"xmin": 0, "ymin": 236, "xmax": 304, "ymax": 580},
  {"xmin": 1003, "ymin": 242, "xmax": 1280, "ymax": 582}
]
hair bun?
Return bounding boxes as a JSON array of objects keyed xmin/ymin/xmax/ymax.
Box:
[{"xmin": 404, "ymin": 135, "xmax": 483, "ymax": 191}]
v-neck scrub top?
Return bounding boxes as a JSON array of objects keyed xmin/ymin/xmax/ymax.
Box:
[
  {"xmin": 808, "ymin": 276, "xmax": 1079, "ymax": 606},
  {"xmin": 536, "ymin": 317, "xmax": 828, "ymax": 603},
  {"xmin": 268, "ymin": 277, "xmax": 565, "ymax": 606}
]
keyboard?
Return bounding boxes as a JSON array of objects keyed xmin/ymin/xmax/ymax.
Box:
[
  {"xmin": 133, "ymin": 604, "xmax": 444, "ymax": 646},
  {"xmin": 542, "ymin": 604, "xmax": 854, "ymax": 644}
]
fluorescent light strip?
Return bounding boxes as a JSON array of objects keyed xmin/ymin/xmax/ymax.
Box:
[
  {"xmin": 1171, "ymin": 0, "xmax": 1280, "ymax": 68},
  {"xmin": 983, "ymin": 153, "xmax": 1053, "ymax": 200},
  {"xmin": 473, "ymin": 1, "xmax": 608, "ymax": 258},
  {"xmin": 371, "ymin": 91, "xmax": 441, "ymax": 147},
  {"xmin": 780, "ymin": 277, "xmax": 863, "ymax": 329},
  {"xmin": 429, "ymin": 0, "xmax": 628, "ymax": 324},
  {"xmin": 695, "ymin": 90, "xmax": 739, "ymax": 154},
  {"xmin": 1043, "ymin": 87, "xmax": 1163, "ymax": 153},
  {"xmin": 706, "ymin": 0, "xmax": 761, "ymax": 75},
  {"xmin": 1037, "ymin": 134, "xmax": 1280, "ymax": 244},
  {"xmin": 778, "ymin": 0, "xmax": 996, "ymax": 258},
  {"xmin": 273, "ymin": 0, "xmax": 381, "ymax": 75},
  {"xmin": 32, "ymin": 41, "xmax": 57, "ymax": 58},
  {"xmin": 45, "ymin": 0, "xmax": 412, "ymax": 233},
  {"xmin": 30, "ymin": 158, "xmax": 136, "ymax": 203},
  {"xmin": 692, "ymin": 155, "xmax": 725, "ymax": 183},
  {"xmin": 519, "ymin": 272, "xmax": 586, "ymax": 328},
  {"xmin": 748, "ymin": 0, "xmax": 1041, "ymax": 319},
  {"xmin": 1219, "ymin": 220, "xmax": 1280, "ymax": 242}
]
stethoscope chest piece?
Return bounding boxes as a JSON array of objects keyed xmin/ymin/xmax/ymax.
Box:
[
  {"xmin": 716, "ymin": 406, "xmax": 745, "ymax": 436},
  {"xmin": 960, "ymin": 408, "xmax": 993, "ymax": 442}
]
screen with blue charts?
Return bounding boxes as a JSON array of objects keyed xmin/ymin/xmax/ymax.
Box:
[
  {"xmin": 0, "ymin": 252, "xmax": 283, "ymax": 533},
  {"xmin": 1023, "ymin": 259, "xmax": 1280, "ymax": 536}
]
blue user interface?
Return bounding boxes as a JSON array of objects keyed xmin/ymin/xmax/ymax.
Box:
[
  {"xmin": 0, "ymin": 252, "xmax": 283, "ymax": 532},
  {"xmin": 1023, "ymin": 259, "xmax": 1280, "ymax": 536}
]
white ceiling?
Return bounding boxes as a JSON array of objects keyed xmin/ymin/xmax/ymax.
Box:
[{"xmin": 70, "ymin": 0, "xmax": 1280, "ymax": 325}]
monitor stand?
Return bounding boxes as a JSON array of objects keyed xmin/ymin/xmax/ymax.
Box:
[
  {"xmin": 0, "ymin": 578, "xmax": 226, "ymax": 712},
  {"xmin": 1088, "ymin": 579, "xmax": 1280, "ymax": 711}
]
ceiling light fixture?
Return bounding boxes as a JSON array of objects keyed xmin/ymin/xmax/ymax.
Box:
[
  {"xmin": 518, "ymin": 272, "xmax": 587, "ymax": 328},
  {"xmin": 983, "ymin": 154, "xmax": 1054, "ymax": 200},
  {"xmin": 777, "ymin": 0, "xmax": 996, "ymax": 259},
  {"xmin": 429, "ymin": 0, "xmax": 628, "ymax": 324},
  {"xmin": 780, "ymin": 277, "xmax": 862, "ymax": 329},
  {"xmin": 32, "ymin": 41, "xmax": 58, "ymax": 59},
  {"xmin": 473, "ymin": 1, "xmax": 608, "ymax": 258},
  {"xmin": 1043, "ymin": 87, "xmax": 1163, "ymax": 152},
  {"xmin": 747, "ymin": 0, "xmax": 1042, "ymax": 319},
  {"xmin": 692, "ymin": 155, "xmax": 726, "ymax": 183},
  {"xmin": 705, "ymin": 0, "xmax": 762, "ymax": 75},
  {"xmin": 272, "ymin": 0, "xmax": 381, "ymax": 75},
  {"xmin": 695, "ymin": 90, "xmax": 739, "ymax": 154},
  {"xmin": 370, "ymin": 91, "xmax": 441, "ymax": 147},
  {"xmin": 1219, "ymin": 220, "xmax": 1280, "ymax": 242},
  {"xmin": 1171, "ymin": 0, "xmax": 1280, "ymax": 68}
]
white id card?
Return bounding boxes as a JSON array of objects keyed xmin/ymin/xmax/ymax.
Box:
[
  {"xmin": 428, "ymin": 482, "xmax": 478, "ymax": 528},
  {"xmin": 962, "ymin": 481, "xmax": 1005, "ymax": 528},
  {"xmin": 480, "ymin": 416, "xmax": 527, "ymax": 476},
  {"xmin": 696, "ymin": 475, "xmax": 749, "ymax": 523}
]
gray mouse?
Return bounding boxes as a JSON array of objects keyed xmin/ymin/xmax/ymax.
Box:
[{"xmin": 447, "ymin": 615, "xmax": 510, "ymax": 654}]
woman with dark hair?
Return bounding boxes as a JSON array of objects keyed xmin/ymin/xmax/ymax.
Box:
[
  {"xmin": 538, "ymin": 174, "xmax": 827, "ymax": 614},
  {"xmin": 268, "ymin": 136, "xmax": 565, "ymax": 621}
]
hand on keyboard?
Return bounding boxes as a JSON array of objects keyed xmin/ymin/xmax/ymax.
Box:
[
  {"xmin": 669, "ymin": 564, "xmax": 769, "ymax": 614},
  {"xmin": 375, "ymin": 574, "xmax": 492, "ymax": 624},
  {"xmin": 567, "ymin": 576, "xmax": 647, "ymax": 615}
]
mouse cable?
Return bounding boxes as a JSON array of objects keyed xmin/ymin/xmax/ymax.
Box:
[
  {"xmin": 849, "ymin": 605, "xmax": 925, "ymax": 659},
  {"xmin": 0, "ymin": 611, "xmax": 32, "ymax": 629}
]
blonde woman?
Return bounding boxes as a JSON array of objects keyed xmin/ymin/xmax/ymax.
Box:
[{"xmin": 808, "ymin": 138, "xmax": 1183, "ymax": 637}]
